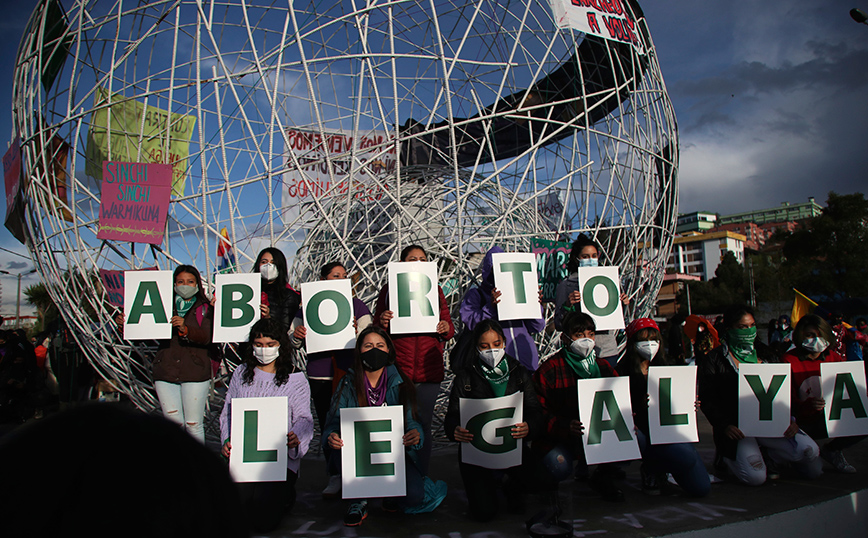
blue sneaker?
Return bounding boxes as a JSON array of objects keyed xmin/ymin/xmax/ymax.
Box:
[{"xmin": 344, "ymin": 501, "xmax": 367, "ymax": 526}]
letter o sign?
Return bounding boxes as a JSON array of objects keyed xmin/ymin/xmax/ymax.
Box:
[{"xmin": 582, "ymin": 275, "xmax": 619, "ymax": 316}]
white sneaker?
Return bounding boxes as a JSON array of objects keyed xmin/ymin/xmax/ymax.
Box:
[{"xmin": 322, "ymin": 474, "xmax": 342, "ymax": 499}]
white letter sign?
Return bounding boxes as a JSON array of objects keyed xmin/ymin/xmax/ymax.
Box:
[
  {"xmin": 387, "ymin": 261, "xmax": 439, "ymax": 334},
  {"xmin": 648, "ymin": 366, "xmax": 699, "ymax": 445},
  {"xmin": 578, "ymin": 266, "xmax": 625, "ymax": 331},
  {"xmin": 301, "ymin": 279, "xmax": 355, "ymax": 354},
  {"xmin": 341, "ymin": 405, "xmax": 406, "ymax": 499},
  {"xmin": 492, "ymin": 252, "xmax": 543, "ymax": 321},
  {"xmin": 124, "ymin": 270, "xmax": 173, "ymax": 340},
  {"xmin": 213, "ymin": 273, "xmax": 261, "ymax": 343},
  {"xmin": 578, "ymin": 377, "xmax": 640, "ymax": 465},
  {"xmin": 822, "ymin": 361, "xmax": 868, "ymax": 438},
  {"xmin": 459, "ymin": 392, "xmax": 523, "ymax": 469},
  {"xmin": 738, "ymin": 363, "xmax": 790, "ymax": 438},
  {"xmin": 229, "ymin": 396, "xmax": 288, "ymax": 482}
]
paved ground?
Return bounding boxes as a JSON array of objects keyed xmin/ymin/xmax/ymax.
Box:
[{"xmin": 247, "ymin": 414, "xmax": 868, "ymax": 538}]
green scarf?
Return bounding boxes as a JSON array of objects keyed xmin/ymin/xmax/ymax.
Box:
[
  {"xmin": 725, "ymin": 326, "xmax": 758, "ymax": 364},
  {"xmin": 562, "ymin": 346, "xmax": 601, "ymax": 379},
  {"xmin": 175, "ymin": 295, "xmax": 195, "ymax": 318},
  {"xmin": 479, "ymin": 357, "xmax": 510, "ymax": 397}
]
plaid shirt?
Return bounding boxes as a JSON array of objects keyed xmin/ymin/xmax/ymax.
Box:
[{"xmin": 532, "ymin": 350, "xmax": 617, "ymax": 445}]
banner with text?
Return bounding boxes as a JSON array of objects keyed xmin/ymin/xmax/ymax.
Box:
[
  {"xmin": 578, "ymin": 376, "xmax": 640, "ymax": 465},
  {"xmin": 282, "ymin": 128, "xmax": 396, "ymax": 227},
  {"xmin": 531, "ymin": 238, "xmax": 571, "ymax": 303},
  {"xmin": 492, "ymin": 252, "xmax": 542, "ymax": 321},
  {"xmin": 648, "ymin": 366, "xmax": 699, "ymax": 445},
  {"xmin": 459, "ymin": 392, "xmax": 523, "ymax": 469},
  {"xmin": 98, "ymin": 161, "xmax": 172, "ymax": 245},
  {"xmin": 548, "ymin": 0, "xmax": 644, "ymax": 53},
  {"xmin": 214, "ymin": 274, "xmax": 261, "ymax": 343},
  {"xmin": 822, "ymin": 361, "xmax": 868, "ymax": 438},
  {"xmin": 301, "ymin": 279, "xmax": 355, "ymax": 354},
  {"xmin": 387, "ymin": 261, "xmax": 440, "ymax": 335},
  {"xmin": 340, "ymin": 405, "xmax": 406, "ymax": 499},
  {"xmin": 86, "ymin": 87, "xmax": 196, "ymax": 197},
  {"xmin": 229, "ymin": 397, "xmax": 289, "ymax": 483},
  {"xmin": 578, "ymin": 266, "xmax": 625, "ymax": 331},
  {"xmin": 124, "ymin": 270, "xmax": 173, "ymax": 340},
  {"xmin": 738, "ymin": 363, "xmax": 791, "ymax": 438}
]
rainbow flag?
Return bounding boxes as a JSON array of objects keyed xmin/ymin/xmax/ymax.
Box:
[{"xmin": 216, "ymin": 228, "xmax": 235, "ymax": 273}]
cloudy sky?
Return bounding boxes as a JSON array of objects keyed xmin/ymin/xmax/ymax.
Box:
[{"xmin": 0, "ymin": 0, "xmax": 865, "ymax": 317}]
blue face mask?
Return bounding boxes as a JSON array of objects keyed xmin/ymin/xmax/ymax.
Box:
[{"xmin": 578, "ymin": 258, "xmax": 599, "ymax": 268}]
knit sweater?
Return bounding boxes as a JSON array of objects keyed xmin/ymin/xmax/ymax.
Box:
[{"xmin": 219, "ymin": 364, "xmax": 314, "ymax": 473}]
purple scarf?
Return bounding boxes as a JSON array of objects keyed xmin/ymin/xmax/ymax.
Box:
[{"xmin": 364, "ymin": 368, "xmax": 388, "ymax": 407}]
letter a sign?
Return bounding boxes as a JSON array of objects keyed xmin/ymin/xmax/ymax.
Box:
[
  {"xmin": 388, "ymin": 261, "xmax": 439, "ymax": 334},
  {"xmin": 229, "ymin": 396, "xmax": 288, "ymax": 482},
  {"xmin": 124, "ymin": 270, "xmax": 173, "ymax": 340},
  {"xmin": 738, "ymin": 363, "xmax": 790, "ymax": 438},
  {"xmin": 459, "ymin": 392, "xmax": 523, "ymax": 469},
  {"xmin": 578, "ymin": 377, "xmax": 640, "ymax": 465},
  {"xmin": 341, "ymin": 405, "xmax": 406, "ymax": 499},
  {"xmin": 822, "ymin": 361, "xmax": 868, "ymax": 438}
]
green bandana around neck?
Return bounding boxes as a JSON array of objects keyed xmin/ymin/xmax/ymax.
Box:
[
  {"xmin": 562, "ymin": 346, "xmax": 601, "ymax": 379},
  {"xmin": 725, "ymin": 326, "xmax": 758, "ymax": 364},
  {"xmin": 479, "ymin": 357, "xmax": 510, "ymax": 397},
  {"xmin": 175, "ymin": 295, "xmax": 195, "ymax": 318}
]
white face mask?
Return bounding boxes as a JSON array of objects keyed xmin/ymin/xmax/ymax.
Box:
[
  {"xmin": 478, "ymin": 348, "xmax": 505, "ymax": 369},
  {"xmin": 253, "ymin": 346, "xmax": 280, "ymax": 364},
  {"xmin": 260, "ymin": 263, "xmax": 279, "ymax": 281},
  {"xmin": 174, "ymin": 284, "xmax": 198, "ymax": 300},
  {"xmin": 578, "ymin": 258, "xmax": 599, "ymax": 268},
  {"xmin": 570, "ymin": 337, "xmax": 595, "ymax": 357},
  {"xmin": 802, "ymin": 337, "xmax": 829, "ymax": 354},
  {"xmin": 634, "ymin": 340, "xmax": 660, "ymax": 361}
]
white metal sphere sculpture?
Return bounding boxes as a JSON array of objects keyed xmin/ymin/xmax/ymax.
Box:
[{"xmin": 12, "ymin": 0, "xmax": 678, "ymax": 410}]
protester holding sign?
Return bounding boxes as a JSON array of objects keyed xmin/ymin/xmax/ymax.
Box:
[
  {"xmin": 290, "ymin": 261, "xmax": 373, "ymax": 499},
  {"xmin": 151, "ymin": 265, "xmax": 213, "ymax": 443},
  {"xmin": 697, "ymin": 306, "xmax": 821, "ymax": 486},
  {"xmin": 554, "ymin": 234, "xmax": 628, "ymax": 367},
  {"xmin": 532, "ymin": 312, "xmax": 625, "ymax": 502},
  {"xmin": 444, "ymin": 319, "xmax": 543, "ymax": 521},
  {"xmin": 322, "ymin": 326, "xmax": 447, "ymax": 526},
  {"xmin": 374, "ymin": 245, "xmax": 455, "ymax": 475},
  {"xmin": 253, "ymin": 248, "xmax": 301, "ymax": 333},
  {"xmin": 460, "ymin": 246, "xmax": 545, "ymax": 371},
  {"xmin": 781, "ymin": 314, "xmax": 864, "ymax": 473},
  {"xmin": 616, "ymin": 318, "xmax": 710, "ymax": 497},
  {"xmin": 219, "ymin": 318, "xmax": 313, "ymax": 532}
]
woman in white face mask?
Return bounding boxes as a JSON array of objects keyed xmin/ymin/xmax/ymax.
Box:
[
  {"xmin": 253, "ymin": 248, "xmax": 301, "ymax": 333},
  {"xmin": 781, "ymin": 314, "xmax": 865, "ymax": 474},
  {"xmin": 444, "ymin": 319, "xmax": 543, "ymax": 521},
  {"xmin": 219, "ymin": 318, "xmax": 313, "ymax": 533},
  {"xmin": 616, "ymin": 318, "xmax": 710, "ymax": 498}
]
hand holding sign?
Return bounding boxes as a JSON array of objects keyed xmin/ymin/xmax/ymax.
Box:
[
  {"xmin": 387, "ymin": 261, "xmax": 440, "ymax": 334},
  {"xmin": 459, "ymin": 393, "xmax": 523, "ymax": 469},
  {"xmin": 124, "ymin": 270, "xmax": 173, "ymax": 340},
  {"xmin": 492, "ymin": 253, "xmax": 542, "ymax": 321},
  {"xmin": 213, "ymin": 274, "xmax": 261, "ymax": 343},
  {"xmin": 577, "ymin": 267, "xmax": 626, "ymax": 331},
  {"xmin": 300, "ymin": 280, "xmax": 354, "ymax": 354},
  {"xmin": 737, "ymin": 363, "xmax": 791, "ymax": 438},
  {"xmin": 821, "ymin": 361, "xmax": 868, "ymax": 438}
]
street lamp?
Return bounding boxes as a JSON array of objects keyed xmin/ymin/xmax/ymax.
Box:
[{"xmin": 0, "ymin": 268, "xmax": 38, "ymax": 329}]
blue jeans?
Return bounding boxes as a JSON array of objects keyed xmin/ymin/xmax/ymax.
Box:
[
  {"xmin": 154, "ymin": 380, "xmax": 210, "ymax": 443},
  {"xmin": 636, "ymin": 430, "xmax": 711, "ymax": 497}
]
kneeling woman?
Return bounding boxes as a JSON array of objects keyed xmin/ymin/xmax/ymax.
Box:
[
  {"xmin": 617, "ymin": 318, "xmax": 710, "ymax": 497},
  {"xmin": 445, "ymin": 319, "xmax": 543, "ymax": 521},
  {"xmin": 323, "ymin": 326, "xmax": 446, "ymax": 527},
  {"xmin": 219, "ymin": 318, "xmax": 314, "ymax": 532},
  {"xmin": 698, "ymin": 305, "xmax": 822, "ymax": 486}
]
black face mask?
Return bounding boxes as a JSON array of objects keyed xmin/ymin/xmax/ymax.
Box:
[{"xmin": 360, "ymin": 348, "xmax": 390, "ymax": 371}]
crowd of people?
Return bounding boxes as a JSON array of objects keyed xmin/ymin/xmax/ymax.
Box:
[{"xmin": 4, "ymin": 237, "xmax": 867, "ymax": 534}]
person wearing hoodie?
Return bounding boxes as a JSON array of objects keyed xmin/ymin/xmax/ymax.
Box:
[
  {"xmin": 554, "ymin": 234, "xmax": 628, "ymax": 367},
  {"xmin": 459, "ymin": 246, "xmax": 545, "ymax": 371}
]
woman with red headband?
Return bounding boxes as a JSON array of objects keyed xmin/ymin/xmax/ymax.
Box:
[{"xmin": 616, "ymin": 318, "xmax": 710, "ymax": 497}]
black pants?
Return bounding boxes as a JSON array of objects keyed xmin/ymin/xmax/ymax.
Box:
[
  {"xmin": 237, "ymin": 468, "xmax": 298, "ymax": 533},
  {"xmin": 459, "ymin": 459, "xmax": 527, "ymax": 522}
]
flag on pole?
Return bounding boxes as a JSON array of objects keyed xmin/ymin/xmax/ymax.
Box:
[
  {"xmin": 791, "ymin": 289, "xmax": 818, "ymax": 325},
  {"xmin": 217, "ymin": 228, "xmax": 235, "ymax": 273}
]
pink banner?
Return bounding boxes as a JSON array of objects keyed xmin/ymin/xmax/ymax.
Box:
[
  {"xmin": 100, "ymin": 266, "xmax": 156, "ymax": 307},
  {"xmin": 97, "ymin": 161, "xmax": 172, "ymax": 245}
]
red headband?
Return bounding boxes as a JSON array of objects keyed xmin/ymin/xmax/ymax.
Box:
[{"xmin": 626, "ymin": 318, "xmax": 659, "ymax": 340}]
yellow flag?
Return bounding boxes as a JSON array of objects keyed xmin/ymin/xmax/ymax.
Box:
[
  {"xmin": 791, "ymin": 289, "xmax": 817, "ymax": 326},
  {"xmin": 85, "ymin": 87, "xmax": 196, "ymax": 197}
]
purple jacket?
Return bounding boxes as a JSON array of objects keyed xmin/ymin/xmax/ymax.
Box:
[{"xmin": 460, "ymin": 246, "xmax": 545, "ymax": 371}]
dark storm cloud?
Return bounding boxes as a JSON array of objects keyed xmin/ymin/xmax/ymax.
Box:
[{"xmin": 7, "ymin": 261, "xmax": 28, "ymax": 270}]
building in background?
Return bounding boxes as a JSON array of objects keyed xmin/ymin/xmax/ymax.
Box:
[
  {"xmin": 717, "ymin": 197, "xmax": 822, "ymax": 226},
  {"xmin": 676, "ymin": 211, "xmax": 717, "ymax": 234},
  {"xmin": 666, "ymin": 230, "xmax": 746, "ymax": 281}
]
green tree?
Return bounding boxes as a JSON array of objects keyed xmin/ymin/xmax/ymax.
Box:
[
  {"xmin": 678, "ymin": 251, "xmax": 749, "ymax": 314},
  {"xmin": 24, "ymin": 282, "xmax": 57, "ymax": 334},
  {"xmin": 782, "ymin": 192, "xmax": 868, "ymax": 299}
]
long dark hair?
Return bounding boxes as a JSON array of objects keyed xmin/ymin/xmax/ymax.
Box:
[
  {"xmin": 566, "ymin": 234, "xmax": 599, "ymax": 273},
  {"xmin": 621, "ymin": 326, "xmax": 678, "ymax": 375},
  {"xmin": 722, "ymin": 305, "xmax": 756, "ymax": 331},
  {"xmin": 472, "ymin": 319, "xmax": 506, "ymax": 348},
  {"xmin": 173, "ymin": 265, "xmax": 209, "ymax": 305},
  {"xmin": 241, "ymin": 318, "xmax": 295, "ymax": 386},
  {"xmin": 253, "ymin": 248, "xmax": 289, "ymax": 288},
  {"xmin": 352, "ymin": 326, "xmax": 418, "ymax": 419}
]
